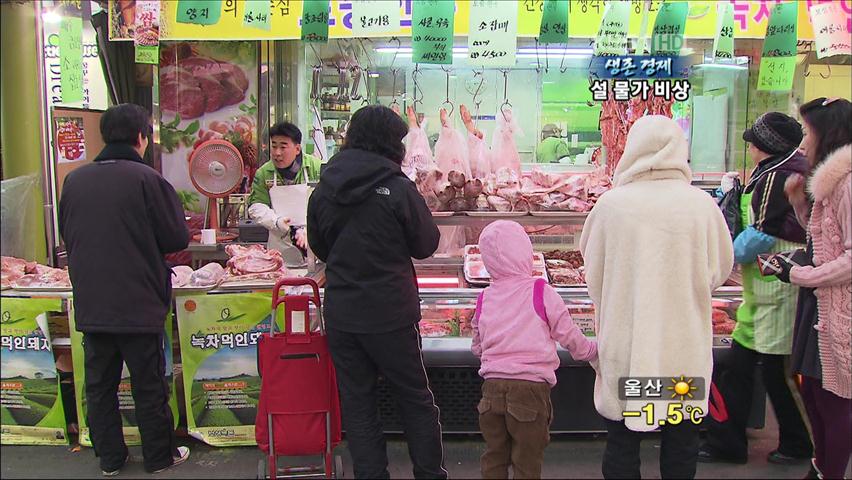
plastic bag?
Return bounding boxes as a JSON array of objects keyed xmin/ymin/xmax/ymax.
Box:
[
  {"xmin": 1, "ymin": 174, "xmax": 40, "ymax": 260},
  {"xmin": 435, "ymin": 225, "xmax": 466, "ymax": 256},
  {"xmin": 467, "ymin": 131, "xmax": 491, "ymax": 179},
  {"xmin": 491, "ymin": 108, "xmax": 523, "ymax": 174},
  {"xmin": 435, "ymin": 126, "xmax": 471, "ymax": 179},
  {"xmin": 403, "ymin": 119, "xmax": 435, "ymax": 181},
  {"xmin": 716, "ymin": 177, "xmax": 742, "ymax": 241}
]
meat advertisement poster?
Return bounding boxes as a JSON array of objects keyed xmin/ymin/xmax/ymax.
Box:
[
  {"xmin": 54, "ymin": 117, "xmax": 87, "ymax": 164},
  {"xmin": 158, "ymin": 42, "xmax": 258, "ymax": 197},
  {"xmin": 0, "ymin": 298, "xmax": 67, "ymax": 446},
  {"xmin": 67, "ymin": 303, "xmax": 178, "ymax": 447},
  {"xmin": 176, "ymin": 293, "xmax": 281, "ymax": 446}
]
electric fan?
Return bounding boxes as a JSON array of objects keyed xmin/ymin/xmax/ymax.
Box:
[{"xmin": 188, "ymin": 139, "xmax": 244, "ymax": 233}]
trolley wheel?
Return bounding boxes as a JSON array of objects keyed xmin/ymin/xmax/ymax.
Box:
[
  {"xmin": 257, "ymin": 458, "xmax": 267, "ymax": 479},
  {"xmin": 333, "ymin": 455, "xmax": 344, "ymax": 479}
]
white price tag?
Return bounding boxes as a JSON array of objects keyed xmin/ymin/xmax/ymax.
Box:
[
  {"xmin": 291, "ymin": 311, "xmax": 306, "ymax": 334},
  {"xmin": 571, "ymin": 134, "xmax": 579, "ymax": 148}
]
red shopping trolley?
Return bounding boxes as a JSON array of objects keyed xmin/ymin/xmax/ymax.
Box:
[{"xmin": 255, "ymin": 278, "xmax": 343, "ymax": 479}]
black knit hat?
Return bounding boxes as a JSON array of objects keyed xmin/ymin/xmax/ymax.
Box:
[{"xmin": 743, "ymin": 112, "xmax": 803, "ymax": 155}]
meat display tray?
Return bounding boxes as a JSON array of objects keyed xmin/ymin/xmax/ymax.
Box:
[
  {"xmin": 11, "ymin": 286, "xmax": 73, "ymax": 293},
  {"xmin": 465, "ymin": 211, "xmax": 528, "ymax": 217},
  {"xmin": 529, "ymin": 211, "xmax": 589, "ymax": 218},
  {"xmin": 173, "ymin": 285, "xmax": 218, "ymax": 294},
  {"xmin": 431, "ymin": 212, "xmax": 455, "ymax": 217},
  {"xmin": 216, "ymin": 280, "xmax": 278, "ymax": 291}
]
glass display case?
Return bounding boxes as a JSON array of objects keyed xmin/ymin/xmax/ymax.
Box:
[{"xmin": 368, "ymin": 214, "xmax": 755, "ymax": 433}]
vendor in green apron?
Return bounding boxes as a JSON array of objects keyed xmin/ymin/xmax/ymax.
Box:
[
  {"xmin": 700, "ymin": 113, "xmax": 813, "ymax": 465},
  {"xmin": 247, "ymin": 122, "xmax": 322, "ymax": 256},
  {"xmin": 535, "ymin": 124, "xmax": 570, "ymax": 163}
]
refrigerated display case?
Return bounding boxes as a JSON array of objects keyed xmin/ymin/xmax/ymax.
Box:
[{"xmin": 371, "ymin": 213, "xmax": 764, "ymax": 433}]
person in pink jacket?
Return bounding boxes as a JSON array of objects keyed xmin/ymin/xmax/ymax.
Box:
[
  {"xmin": 780, "ymin": 97, "xmax": 851, "ymax": 480},
  {"xmin": 471, "ymin": 220, "xmax": 597, "ymax": 479}
]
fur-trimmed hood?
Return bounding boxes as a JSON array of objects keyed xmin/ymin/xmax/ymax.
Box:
[{"xmin": 809, "ymin": 144, "xmax": 852, "ymax": 201}]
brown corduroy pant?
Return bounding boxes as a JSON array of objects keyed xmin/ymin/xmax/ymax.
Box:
[{"xmin": 477, "ymin": 378, "xmax": 553, "ymax": 479}]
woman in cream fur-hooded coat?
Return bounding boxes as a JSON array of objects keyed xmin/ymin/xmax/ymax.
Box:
[{"xmin": 580, "ymin": 116, "xmax": 735, "ymax": 432}]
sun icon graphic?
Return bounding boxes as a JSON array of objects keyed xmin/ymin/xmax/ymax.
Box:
[{"xmin": 668, "ymin": 375, "xmax": 698, "ymax": 401}]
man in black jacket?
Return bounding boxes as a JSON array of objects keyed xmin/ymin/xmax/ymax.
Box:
[
  {"xmin": 307, "ymin": 105, "xmax": 445, "ymax": 479},
  {"xmin": 59, "ymin": 104, "xmax": 190, "ymax": 475}
]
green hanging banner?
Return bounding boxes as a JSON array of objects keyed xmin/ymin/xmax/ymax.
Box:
[
  {"xmin": 761, "ymin": 1, "xmax": 798, "ymax": 58},
  {"xmin": 0, "ymin": 298, "xmax": 67, "ymax": 446},
  {"xmin": 757, "ymin": 56, "xmax": 796, "ymax": 91},
  {"xmin": 302, "ymin": 0, "xmax": 331, "ymax": 43},
  {"xmin": 538, "ymin": 0, "xmax": 568, "ymax": 44},
  {"xmin": 712, "ymin": 2, "xmax": 735, "ymax": 61},
  {"xmin": 758, "ymin": 2, "xmax": 798, "ymax": 92},
  {"xmin": 412, "ymin": 0, "xmax": 455, "ymax": 64},
  {"xmin": 176, "ymin": 0, "xmax": 223, "ymax": 26},
  {"xmin": 243, "ymin": 0, "xmax": 272, "ymax": 31},
  {"xmin": 59, "ymin": 2, "xmax": 84, "ymax": 104},
  {"xmin": 593, "ymin": 1, "xmax": 630, "ymax": 56},
  {"xmin": 650, "ymin": 1, "xmax": 689, "ymax": 56}
]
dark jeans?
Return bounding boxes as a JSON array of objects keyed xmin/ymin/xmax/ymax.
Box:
[
  {"xmin": 327, "ymin": 325, "xmax": 447, "ymax": 480},
  {"xmin": 83, "ymin": 333, "xmax": 176, "ymax": 473},
  {"xmin": 603, "ymin": 419, "xmax": 699, "ymax": 479},
  {"xmin": 705, "ymin": 340, "xmax": 813, "ymax": 460},
  {"xmin": 800, "ymin": 376, "xmax": 852, "ymax": 479}
]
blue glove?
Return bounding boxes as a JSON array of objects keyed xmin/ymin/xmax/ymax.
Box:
[{"xmin": 734, "ymin": 226, "xmax": 777, "ymax": 264}]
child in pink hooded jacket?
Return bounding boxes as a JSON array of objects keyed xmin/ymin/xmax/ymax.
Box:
[{"xmin": 471, "ymin": 220, "xmax": 597, "ymax": 479}]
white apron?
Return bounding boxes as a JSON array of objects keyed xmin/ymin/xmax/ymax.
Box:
[{"xmin": 268, "ymin": 166, "xmax": 311, "ymax": 266}]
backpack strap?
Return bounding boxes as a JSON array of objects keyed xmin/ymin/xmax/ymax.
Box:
[
  {"xmin": 533, "ymin": 278, "xmax": 549, "ymax": 325},
  {"xmin": 473, "ymin": 291, "xmax": 485, "ymax": 323}
]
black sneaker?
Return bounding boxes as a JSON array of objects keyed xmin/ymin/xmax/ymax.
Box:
[
  {"xmin": 697, "ymin": 445, "xmax": 748, "ymax": 465},
  {"xmin": 101, "ymin": 454, "xmax": 130, "ymax": 477},
  {"xmin": 768, "ymin": 449, "xmax": 812, "ymax": 465}
]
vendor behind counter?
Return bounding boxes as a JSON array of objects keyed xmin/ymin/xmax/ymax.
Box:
[
  {"xmin": 535, "ymin": 124, "xmax": 570, "ymax": 163},
  {"xmin": 247, "ymin": 122, "xmax": 322, "ymax": 261}
]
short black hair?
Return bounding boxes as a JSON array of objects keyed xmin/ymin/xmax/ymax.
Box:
[
  {"xmin": 342, "ymin": 105, "xmax": 408, "ymax": 164},
  {"xmin": 100, "ymin": 104, "xmax": 151, "ymax": 145},
  {"xmin": 799, "ymin": 97, "xmax": 852, "ymax": 168},
  {"xmin": 269, "ymin": 121, "xmax": 302, "ymax": 144}
]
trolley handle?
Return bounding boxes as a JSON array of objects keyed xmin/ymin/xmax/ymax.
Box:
[{"xmin": 272, "ymin": 278, "xmax": 321, "ymax": 308}]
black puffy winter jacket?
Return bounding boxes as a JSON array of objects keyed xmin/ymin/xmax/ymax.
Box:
[
  {"xmin": 307, "ymin": 149, "xmax": 440, "ymax": 333},
  {"xmin": 59, "ymin": 143, "xmax": 189, "ymax": 334}
]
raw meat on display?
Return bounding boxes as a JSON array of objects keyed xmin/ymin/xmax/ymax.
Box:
[
  {"xmin": 1, "ymin": 256, "xmax": 35, "ymax": 289},
  {"xmin": 226, "ymin": 244, "xmax": 285, "ymax": 274},
  {"xmin": 712, "ymin": 308, "xmax": 736, "ymax": 335},
  {"xmin": 491, "ymin": 108, "xmax": 522, "ymax": 174},
  {"xmin": 12, "ymin": 268, "xmax": 71, "ymax": 290},
  {"xmin": 188, "ymin": 263, "xmax": 226, "ymax": 288},
  {"xmin": 402, "ymin": 107, "xmax": 436, "ymax": 181},
  {"xmin": 419, "ymin": 320, "xmax": 454, "ymax": 337},
  {"xmin": 434, "ymin": 122, "xmax": 471, "ymax": 179},
  {"xmin": 224, "ymin": 244, "xmax": 289, "ymax": 283},
  {"xmin": 171, "ymin": 265, "xmax": 194, "ymax": 287}
]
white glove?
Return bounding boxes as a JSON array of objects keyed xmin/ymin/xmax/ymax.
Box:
[
  {"xmin": 248, "ymin": 203, "xmax": 290, "ymax": 234},
  {"xmin": 295, "ymin": 227, "xmax": 308, "ymax": 249},
  {"xmin": 720, "ymin": 171, "xmax": 741, "ymax": 194}
]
